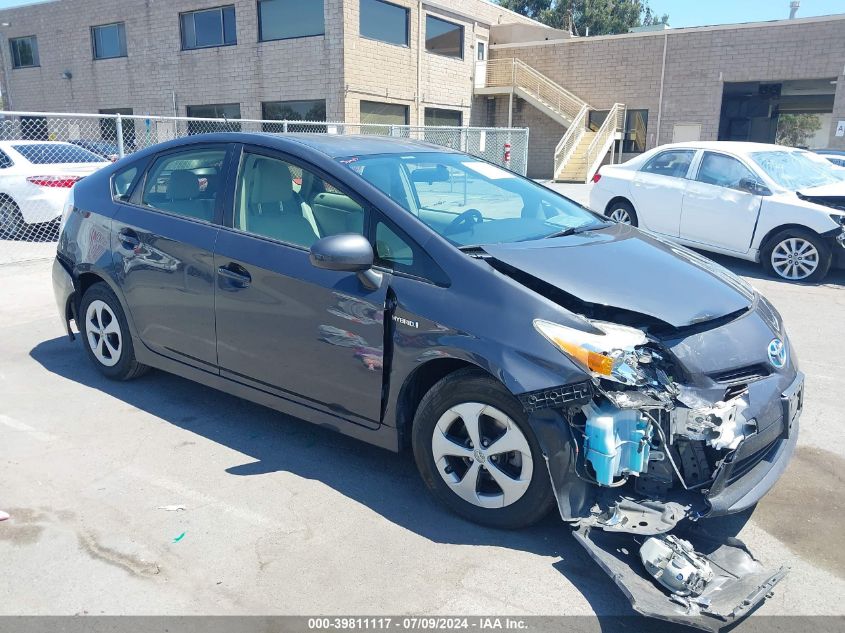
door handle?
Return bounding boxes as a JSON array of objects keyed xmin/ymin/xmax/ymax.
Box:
[
  {"xmin": 118, "ymin": 228, "xmax": 140, "ymax": 248},
  {"xmin": 217, "ymin": 263, "xmax": 251, "ymax": 287}
]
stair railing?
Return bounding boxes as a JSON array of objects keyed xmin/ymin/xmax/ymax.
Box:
[
  {"xmin": 485, "ymin": 58, "xmax": 589, "ymax": 123},
  {"xmin": 584, "ymin": 103, "xmax": 625, "ymax": 183},
  {"xmin": 553, "ymin": 105, "xmax": 588, "ymax": 177}
]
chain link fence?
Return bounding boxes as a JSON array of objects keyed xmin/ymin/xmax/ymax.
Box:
[{"xmin": 0, "ymin": 111, "xmax": 528, "ymax": 265}]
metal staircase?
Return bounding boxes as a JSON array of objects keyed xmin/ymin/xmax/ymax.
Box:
[{"xmin": 476, "ymin": 58, "xmax": 625, "ymax": 182}]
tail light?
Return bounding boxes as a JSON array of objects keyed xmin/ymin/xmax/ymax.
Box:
[
  {"xmin": 592, "ymin": 171, "xmax": 602, "ymax": 184},
  {"xmin": 27, "ymin": 175, "xmax": 82, "ymax": 188}
]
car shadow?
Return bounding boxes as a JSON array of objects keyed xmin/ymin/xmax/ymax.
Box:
[
  {"xmin": 700, "ymin": 251, "xmax": 845, "ymax": 287},
  {"xmin": 30, "ymin": 335, "xmax": 747, "ymax": 628}
]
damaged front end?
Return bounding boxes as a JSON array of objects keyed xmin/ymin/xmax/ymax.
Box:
[{"xmin": 526, "ymin": 315, "xmax": 802, "ymax": 630}]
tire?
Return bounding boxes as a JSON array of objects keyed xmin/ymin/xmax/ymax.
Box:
[
  {"xmin": 412, "ymin": 368, "xmax": 554, "ymax": 529},
  {"xmin": 0, "ymin": 196, "xmax": 24, "ymax": 239},
  {"xmin": 605, "ymin": 199, "xmax": 638, "ymax": 226},
  {"xmin": 79, "ymin": 282, "xmax": 149, "ymax": 380},
  {"xmin": 762, "ymin": 228, "xmax": 831, "ymax": 283}
]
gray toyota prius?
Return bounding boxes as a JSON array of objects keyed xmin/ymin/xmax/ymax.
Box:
[{"xmin": 53, "ymin": 133, "xmax": 802, "ymax": 628}]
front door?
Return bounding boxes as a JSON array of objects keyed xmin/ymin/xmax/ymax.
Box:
[
  {"xmin": 112, "ymin": 144, "xmax": 232, "ymax": 370},
  {"xmin": 213, "ymin": 147, "xmax": 387, "ymax": 427},
  {"xmin": 629, "ymin": 149, "xmax": 696, "ymax": 236},
  {"xmin": 680, "ymin": 151, "xmax": 763, "ymax": 253}
]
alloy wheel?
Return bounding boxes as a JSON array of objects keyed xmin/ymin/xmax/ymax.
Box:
[
  {"xmin": 609, "ymin": 207, "xmax": 632, "ymax": 224},
  {"xmin": 431, "ymin": 402, "xmax": 533, "ymax": 509},
  {"xmin": 85, "ymin": 299, "xmax": 122, "ymax": 367},
  {"xmin": 770, "ymin": 237, "xmax": 819, "ymax": 280}
]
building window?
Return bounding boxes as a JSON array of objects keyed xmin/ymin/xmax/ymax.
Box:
[
  {"xmin": 477, "ymin": 41, "xmax": 486, "ymax": 61},
  {"xmin": 424, "ymin": 108, "xmax": 462, "ymax": 127},
  {"xmin": 262, "ymin": 100, "xmax": 327, "ymax": 132},
  {"xmin": 258, "ymin": 0, "xmax": 324, "ymax": 42},
  {"xmin": 181, "ymin": 6, "xmax": 236, "ymax": 50},
  {"xmin": 186, "ymin": 103, "xmax": 242, "ymax": 134},
  {"xmin": 92, "ymin": 23, "xmax": 127, "ymax": 59},
  {"xmin": 9, "ymin": 36, "xmax": 39, "ymax": 68},
  {"xmin": 623, "ymin": 109, "xmax": 649, "ymax": 153},
  {"xmin": 425, "ymin": 15, "xmax": 463, "ymax": 59},
  {"xmin": 360, "ymin": 0, "xmax": 408, "ymax": 47},
  {"xmin": 360, "ymin": 101, "xmax": 409, "ymax": 126},
  {"xmin": 100, "ymin": 108, "xmax": 136, "ymax": 151}
]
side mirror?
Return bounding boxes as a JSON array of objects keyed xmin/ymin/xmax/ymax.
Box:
[
  {"xmin": 738, "ymin": 177, "xmax": 771, "ymax": 197},
  {"xmin": 309, "ymin": 233, "xmax": 382, "ymax": 290}
]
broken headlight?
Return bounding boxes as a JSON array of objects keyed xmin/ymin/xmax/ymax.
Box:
[{"xmin": 534, "ymin": 319, "xmax": 648, "ymax": 386}]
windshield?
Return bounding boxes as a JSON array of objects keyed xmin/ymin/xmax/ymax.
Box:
[
  {"xmin": 338, "ymin": 152, "xmax": 605, "ymax": 246},
  {"xmin": 751, "ymin": 150, "xmax": 842, "ymax": 190},
  {"xmin": 12, "ymin": 143, "xmax": 107, "ymax": 165}
]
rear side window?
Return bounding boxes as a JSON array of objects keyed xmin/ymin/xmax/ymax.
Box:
[
  {"xmin": 141, "ymin": 148, "xmax": 227, "ymax": 223},
  {"xmin": 0, "ymin": 150, "xmax": 12, "ymax": 169},
  {"xmin": 641, "ymin": 150, "xmax": 695, "ymax": 179},
  {"xmin": 112, "ymin": 165, "xmax": 140, "ymax": 200},
  {"xmin": 12, "ymin": 143, "xmax": 106, "ymax": 165}
]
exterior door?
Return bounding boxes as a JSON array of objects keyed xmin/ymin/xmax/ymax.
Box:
[
  {"xmin": 680, "ymin": 151, "xmax": 763, "ymax": 253},
  {"xmin": 629, "ymin": 149, "xmax": 696, "ymax": 236},
  {"xmin": 112, "ymin": 144, "xmax": 232, "ymax": 370},
  {"xmin": 474, "ymin": 39, "xmax": 487, "ymax": 89},
  {"xmin": 213, "ymin": 147, "xmax": 387, "ymax": 427}
]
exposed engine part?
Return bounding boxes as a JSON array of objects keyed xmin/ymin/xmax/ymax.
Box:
[
  {"xmin": 634, "ymin": 454, "xmax": 674, "ymax": 497},
  {"xmin": 676, "ymin": 440, "xmax": 711, "ymax": 488},
  {"xmin": 640, "ymin": 535, "xmax": 714, "ymax": 597},
  {"xmin": 582, "ymin": 401, "xmax": 652, "ymax": 486},
  {"xmin": 672, "ymin": 398, "xmax": 756, "ymax": 451}
]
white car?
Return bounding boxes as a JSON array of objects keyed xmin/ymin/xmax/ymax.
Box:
[
  {"xmin": 0, "ymin": 140, "xmax": 109, "ymax": 238},
  {"xmin": 590, "ymin": 141, "xmax": 845, "ymax": 282}
]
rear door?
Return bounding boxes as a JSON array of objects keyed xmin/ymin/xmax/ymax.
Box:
[
  {"xmin": 629, "ymin": 149, "xmax": 696, "ymax": 236},
  {"xmin": 112, "ymin": 144, "xmax": 233, "ymax": 370},
  {"xmin": 213, "ymin": 145, "xmax": 387, "ymax": 428},
  {"xmin": 680, "ymin": 151, "xmax": 763, "ymax": 253}
]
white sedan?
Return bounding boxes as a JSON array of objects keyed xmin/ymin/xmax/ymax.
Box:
[
  {"xmin": 0, "ymin": 140, "xmax": 109, "ymax": 238},
  {"xmin": 590, "ymin": 141, "xmax": 845, "ymax": 282}
]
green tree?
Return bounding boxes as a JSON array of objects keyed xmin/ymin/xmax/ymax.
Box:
[
  {"xmin": 776, "ymin": 113, "xmax": 823, "ymax": 148},
  {"xmin": 499, "ymin": 0, "xmax": 668, "ymax": 36}
]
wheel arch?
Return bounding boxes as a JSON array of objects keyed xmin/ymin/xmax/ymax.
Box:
[
  {"xmin": 757, "ymin": 223, "xmax": 823, "ymax": 257},
  {"xmin": 394, "ymin": 358, "xmax": 491, "ymax": 449},
  {"xmin": 73, "ymin": 268, "xmax": 140, "ymax": 339},
  {"xmin": 604, "ymin": 196, "xmax": 633, "ymax": 215}
]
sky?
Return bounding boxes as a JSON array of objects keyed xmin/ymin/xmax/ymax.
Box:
[
  {"xmin": 642, "ymin": 0, "xmax": 844, "ymax": 28},
  {"xmin": 0, "ymin": 0, "xmax": 843, "ymax": 26}
]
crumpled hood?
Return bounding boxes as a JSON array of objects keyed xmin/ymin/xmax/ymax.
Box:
[
  {"xmin": 483, "ymin": 224, "xmax": 755, "ymax": 329},
  {"xmin": 796, "ymin": 181, "xmax": 845, "ymax": 211}
]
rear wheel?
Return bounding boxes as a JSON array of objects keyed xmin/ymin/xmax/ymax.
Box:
[
  {"xmin": 412, "ymin": 369, "xmax": 554, "ymax": 529},
  {"xmin": 0, "ymin": 197, "xmax": 24, "ymax": 238},
  {"xmin": 762, "ymin": 229, "xmax": 831, "ymax": 282},
  {"xmin": 79, "ymin": 283, "xmax": 148, "ymax": 380},
  {"xmin": 606, "ymin": 200, "xmax": 637, "ymax": 226}
]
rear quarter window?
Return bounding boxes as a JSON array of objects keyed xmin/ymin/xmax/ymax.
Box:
[{"xmin": 111, "ymin": 164, "xmax": 141, "ymax": 200}]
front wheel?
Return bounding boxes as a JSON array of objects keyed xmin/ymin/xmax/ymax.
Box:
[
  {"xmin": 605, "ymin": 200, "xmax": 638, "ymax": 226},
  {"xmin": 412, "ymin": 369, "xmax": 554, "ymax": 529},
  {"xmin": 762, "ymin": 229, "xmax": 831, "ymax": 282},
  {"xmin": 79, "ymin": 283, "xmax": 149, "ymax": 380}
]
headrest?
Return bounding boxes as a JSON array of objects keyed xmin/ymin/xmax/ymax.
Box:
[
  {"xmin": 252, "ymin": 157, "xmax": 294, "ymax": 208},
  {"xmin": 168, "ymin": 170, "xmax": 200, "ymax": 201}
]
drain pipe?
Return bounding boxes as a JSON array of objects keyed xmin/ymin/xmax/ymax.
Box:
[
  {"xmin": 655, "ymin": 32, "xmax": 668, "ymax": 146},
  {"xmin": 417, "ymin": 0, "xmax": 423, "ymax": 124}
]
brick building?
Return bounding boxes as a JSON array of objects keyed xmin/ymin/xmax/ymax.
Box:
[{"xmin": 1, "ymin": 1, "xmax": 844, "ymax": 178}]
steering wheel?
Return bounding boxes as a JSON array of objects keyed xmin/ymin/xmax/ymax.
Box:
[{"xmin": 444, "ymin": 209, "xmax": 483, "ymax": 236}]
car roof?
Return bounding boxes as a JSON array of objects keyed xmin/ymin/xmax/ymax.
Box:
[
  {"xmin": 651, "ymin": 141, "xmax": 805, "ymax": 154},
  {"xmin": 0, "ymin": 140, "xmax": 81, "ymax": 146},
  {"xmin": 139, "ymin": 132, "xmax": 453, "ymax": 159}
]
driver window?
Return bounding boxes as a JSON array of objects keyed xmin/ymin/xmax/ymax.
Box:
[{"xmin": 696, "ymin": 152, "xmax": 757, "ymax": 190}]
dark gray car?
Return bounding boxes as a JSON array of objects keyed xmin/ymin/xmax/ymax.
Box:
[{"xmin": 53, "ymin": 134, "xmax": 802, "ymax": 629}]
